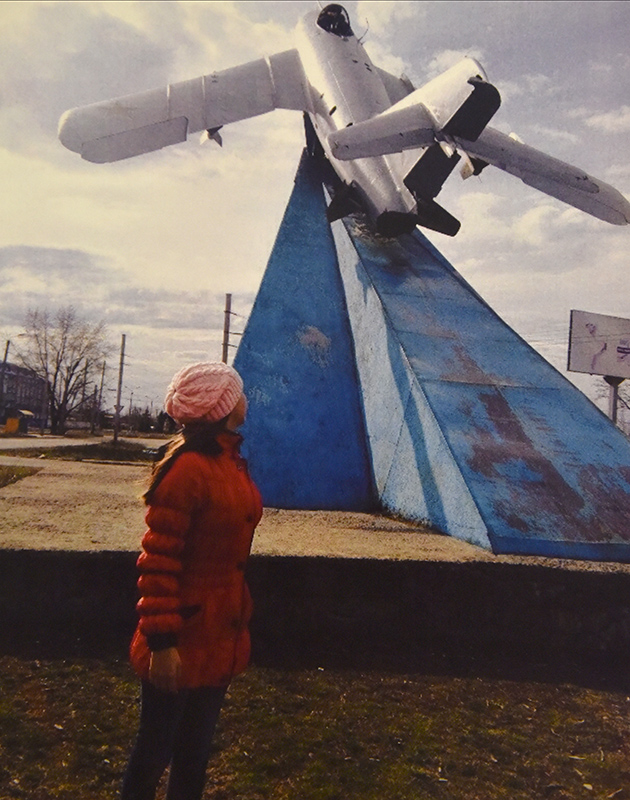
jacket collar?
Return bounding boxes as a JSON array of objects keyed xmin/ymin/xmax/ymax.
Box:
[{"xmin": 215, "ymin": 429, "xmax": 243, "ymax": 452}]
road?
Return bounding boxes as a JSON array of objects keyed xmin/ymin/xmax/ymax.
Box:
[{"xmin": 0, "ymin": 435, "xmax": 162, "ymax": 450}]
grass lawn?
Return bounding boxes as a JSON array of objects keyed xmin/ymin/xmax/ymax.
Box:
[
  {"xmin": 0, "ymin": 465, "xmax": 41, "ymax": 489},
  {"xmin": 0, "ymin": 441, "xmax": 156, "ymax": 463},
  {"xmin": 0, "ymin": 656, "xmax": 629, "ymax": 800}
]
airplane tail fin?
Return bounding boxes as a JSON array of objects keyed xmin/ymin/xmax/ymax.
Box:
[
  {"xmin": 326, "ymin": 183, "xmax": 364, "ymax": 222},
  {"xmin": 404, "ymin": 143, "xmax": 460, "ymax": 201},
  {"xmin": 441, "ymin": 76, "xmax": 500, "ymax": 141},
  {"xmin": 402, "ymin": 143, "xmax": 461, "ymax": 235},
  {"xmin": 375, "ymin": 211, "xmax": 419, "ymax": 237},
  {"xmin": 414, "ymin": 199, "xmax": 461, "ymax": 237},
  {"xmin": 375, "ymin": 203, "xmax": 460, "ymax": 238}
]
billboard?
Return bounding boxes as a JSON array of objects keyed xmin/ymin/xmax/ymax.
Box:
[{"xmin": 568, "ymin": 310, "xmax": 630, "ymax": 380}]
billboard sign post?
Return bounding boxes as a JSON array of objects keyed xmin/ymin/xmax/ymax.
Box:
[{"xmin": 568, "ymin": 310, "xmax": 630, "ymax": 422}]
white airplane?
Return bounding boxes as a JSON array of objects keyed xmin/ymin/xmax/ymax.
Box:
[{"xmin": 58, "ymin": 3, "xmax": 630, "ymax": 238}]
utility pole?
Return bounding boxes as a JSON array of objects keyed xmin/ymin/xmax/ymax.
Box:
[
  {"xmin": 222, "ymin": 293, "xmax": 232, "ymax": 364},
  {"xmin": 113, "ymin": 334, "xmax": 126, "ymax": 444},
  {"xmin": 98, "ymin": 361, "xmax": 106, "ymax": 420},
  {"xmin": 90, "ymin": 385, "xmax": 98, "ymax": 435}
]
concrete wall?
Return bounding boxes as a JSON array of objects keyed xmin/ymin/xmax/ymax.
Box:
[{"xmin": 2, "ymin": 549, "xmax": 629, "ymax": 685}]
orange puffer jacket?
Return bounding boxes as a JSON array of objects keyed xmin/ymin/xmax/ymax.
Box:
[{"xmin": 129, "ymin": 431, "xmax": 263, "ymax": 689}]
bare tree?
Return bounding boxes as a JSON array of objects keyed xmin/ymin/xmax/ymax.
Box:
[{"xmin": 15, "ymin": 307, "xmax": 113, "ymax": 435}]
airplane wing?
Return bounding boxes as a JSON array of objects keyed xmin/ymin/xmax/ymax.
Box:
[
  {"xmin": 374, "ymin": 67, "xmax": 415, "ymax": 105},
  {"xmin": 58, "ymin": 49, "xmax": 309, "ymax": 163},
  {"xmin": 328, "ymin": 103, "xmax": 436, "ymax": 161},
  {"xmin": 329, "ymin": 60, "xmax": 500, "ymax": 163},
  {"xmin": 330, "ymin": 110, "xmax": 629, "ymax": 225},
  {"xmin": 456, "ymin": 127, "xmax": 630, "ymax": 225}
]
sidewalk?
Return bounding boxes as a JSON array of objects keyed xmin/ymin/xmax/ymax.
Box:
[{"xmin": 1, "ymin": 453, "xmax": 629, "ymax": 574}]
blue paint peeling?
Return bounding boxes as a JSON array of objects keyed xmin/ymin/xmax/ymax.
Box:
[
  {"xmin": 334, "ymin": 216, "xmax": 630, "ymax": 560},
  {"xmin": 235, "ymin": 149, "xmax": 630, "ymax": 561},
  {"xmin": 234, "ymin": 152, "xmax": 375, "ymax": 511}
]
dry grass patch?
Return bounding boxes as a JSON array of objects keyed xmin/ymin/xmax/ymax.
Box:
[
  {"xmin": 0, "ymin": 441, "xmax": 155, "ymax": 463},
  {"xmin": 0, "ymin": 657, "xmax": 629, "ymax": 799},
  {"xmin": 0, "ymin": 465, "xmax": 41, "ymax": 489}
]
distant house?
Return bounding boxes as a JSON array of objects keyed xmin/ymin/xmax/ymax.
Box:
[{"xmin": 0, "ymin": 362, "xmax": 47, "ymax": 429}]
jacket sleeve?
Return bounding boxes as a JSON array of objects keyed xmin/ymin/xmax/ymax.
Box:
[{"xmin": 136, "ymin": 453, "xmax": 207, "ymax": 650}]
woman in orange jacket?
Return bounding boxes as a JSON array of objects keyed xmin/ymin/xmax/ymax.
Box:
[{"xmin": 121, "ymin": 361, "xmax": 262, "ymax": 800}]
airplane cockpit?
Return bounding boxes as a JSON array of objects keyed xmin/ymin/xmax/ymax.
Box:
[{"xmin": 317, "ymin": 4, "xmax": 353, "ymax": 38}]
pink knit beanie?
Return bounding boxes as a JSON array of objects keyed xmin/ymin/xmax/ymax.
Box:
[{"xmin": 164, "ymin": 362, "xmax": 244, "ymax": 424}]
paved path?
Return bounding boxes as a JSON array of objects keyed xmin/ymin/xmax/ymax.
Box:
[
  {"xmin": 1, "ymin": 453, "xmax": 629, "ymax": 573},
  {"xmin": 0, "ymin": 455, "xmax": 466, "ymax": 559},
  {"xmin": 0, "ymin": 435, "xmax": 160, "ymax": 450}
]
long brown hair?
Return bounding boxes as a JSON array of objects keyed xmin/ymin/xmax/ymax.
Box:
[{"xmin": 144, "ymin": 418, "xmax": 229, "ymax": 504}]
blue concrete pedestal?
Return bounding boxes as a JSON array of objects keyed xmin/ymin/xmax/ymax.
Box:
[
  {"xmin": 235, "ymin": 150, "xmax": 630, "ymax": 561},
  {"xmin": 233, "ymin": 152, "xmax": 375, "ymax": 511}
]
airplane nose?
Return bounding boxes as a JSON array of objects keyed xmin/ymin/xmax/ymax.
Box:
[{"xmin": 58, "ymin": 108, "xmax": 83, "ymax": 154}]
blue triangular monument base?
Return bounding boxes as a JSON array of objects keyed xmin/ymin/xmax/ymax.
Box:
[
  {"xmin": 235, "ymin": 149, "xmax": 630, "ymax": 562},
  {"xmin": 233, "ymin": 152, "xmax": 375, "ymax": 511}
]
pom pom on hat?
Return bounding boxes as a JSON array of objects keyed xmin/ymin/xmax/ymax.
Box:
[{"xmin": 164, "ymin": 362, "xmax": 243, "ymax": 424}]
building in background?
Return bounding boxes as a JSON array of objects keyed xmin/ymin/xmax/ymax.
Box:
[{"xmin": 0, "ymin": 362, "xmax": 47, "ymax": 432}]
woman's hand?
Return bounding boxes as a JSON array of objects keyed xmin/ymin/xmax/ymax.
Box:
[{"xmin": 149, "ymin": 647, "xmax": 182, "ymax": 693}]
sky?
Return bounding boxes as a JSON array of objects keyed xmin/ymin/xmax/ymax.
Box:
[{"xmin": 1, "ymin": 0, "xmax": 629, "ymax": 415}]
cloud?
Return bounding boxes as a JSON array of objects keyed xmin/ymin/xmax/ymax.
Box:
[
  {"xmin": 521, "ymin": 73, "xmax": 556, "ymax": 97},
  {"xmin": 583, "ymin": 106, "xmax": 630, "ymax": 134},
  {"xmin": 512, "ymin": 204, "xmax": 561, "ymax": 247},
  {"xmin": 105, "ymin": 286, "xmax": 235, "ymax": 329},
  {"xmin": 356, "ymin": 1, "xmax": 422, "ymax": 35},
  {"xmin": 361, "ymin": 38, "xmax": 409, "ymax": 80},
  {"xmin": 568, "ymin": 104, "xmax": 630, "ymax": 135},
  {"xmin": 494, "ymin": 73, "xmax": 559, "ymax": 107},
  {"xmin": 0, "ymin": 244, "xmax": 255, "ymax": 334},
  {"xmin": 0, "ymin": 1, "xmax": 298, "ymax": 161},
  {"xmin": 356, "ymin": 2, "xmax": 423, "ymax": 80},
  {"xmin": 426, "ymin": 48, "xmax": 486, "ymax": 80},
  {"xmin": 606, "ymin": 163, "xmax": 630, "ymax": 180},
  {"xmin": 526, "ymin": 124, "xmax": 579, "ymax": 146},
  {"xmin": 0, "ymin": 246, "xmax": 115, "ymax": 323},
  {"xmin": 2, "ymin": 104, "xmax": 304, "ymax": 297},
  {"xmin": 182, "ymin": 1, "xmax": 294, "ymax": 68},
  {"xmin": 0, "ymin": 253, "xmax": 89, "ymax": 330},
  {"xmin": 1, "ymin": 2, "xmax": 305, "ymax": 319},
  {"xmin": 493, "ymin": 79, "xmax": 524, "ymax": 103},
  {"xmin": 0, "ymin": 245, "xmax": 107, "ymax": 278},
  {"xmin": 0, "ymin": 241, "xmax": 259, "ymax": 404},
  {"xmin": 452, "ymin": 190, "xmax": 505, "ymax": 236},
  {"xmin": 0, "ymin": 3, "xmax": 176, "ymax": 156},
  {"xmin": 426, "ymin": 209, "xmax": 630, "ymax": 395}
]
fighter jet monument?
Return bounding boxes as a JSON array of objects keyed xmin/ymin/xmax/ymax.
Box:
[{"xmin": 59, "ymin": 4, "xmax": 630, "ymax": 560}]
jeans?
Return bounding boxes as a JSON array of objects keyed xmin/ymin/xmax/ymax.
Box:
[{"xmin": 121, "ymin": 680, "xmax": 227, "ymax": 800}]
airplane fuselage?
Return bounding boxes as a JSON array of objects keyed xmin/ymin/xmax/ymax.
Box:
[{"xmin": 296, "ymin": 9, "xmax": 420, "ymax": 233}]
